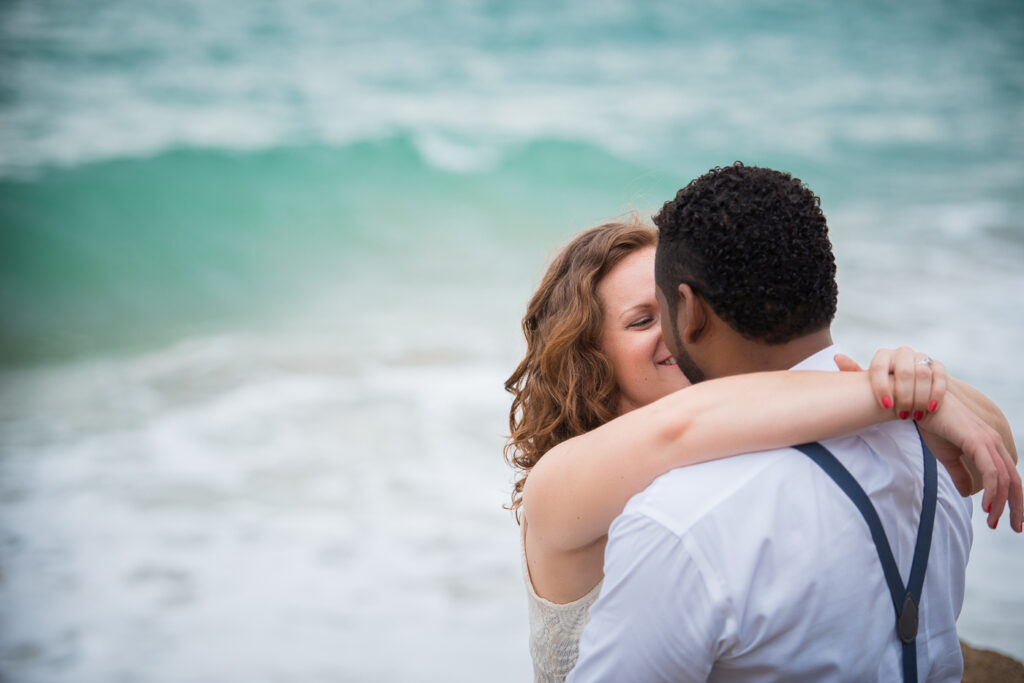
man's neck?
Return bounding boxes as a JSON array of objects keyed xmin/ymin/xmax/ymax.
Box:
[{"xmin": 703, "ymin": 328, "xmax": 834, "ymax": 378}]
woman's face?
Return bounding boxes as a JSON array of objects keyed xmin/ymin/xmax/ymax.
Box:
[{"xmin": 597, "ymin": 246, "xmax": 691, "ymax": 414}]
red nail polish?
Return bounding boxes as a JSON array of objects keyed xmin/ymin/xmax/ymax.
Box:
[
  {"xmin": 928, "ymin": 400, "xmax": 938, "ymax": 413},
  {"xmin": 882, "ymin": 396, "xmax": 893, "ymax": 410},
  {"xmin": 899, "ymin": 411, "xmax": 909, "ymax": 420},
  {"xmin": 984, "ymin": 502, "xmax": 991, "ymax": 513},
  {"xmin": 913, "ymin": 410, "xmax": 923, "ymax": 421}
]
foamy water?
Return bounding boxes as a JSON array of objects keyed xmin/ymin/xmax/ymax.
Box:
[{"xmin": 0, "ymin": 301, "xmax": 535, "ymax": 681}]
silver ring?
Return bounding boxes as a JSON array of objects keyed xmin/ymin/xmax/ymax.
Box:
[{"xmin": 915, "ymin": 356, "xmax": 934, "ymax": 366}]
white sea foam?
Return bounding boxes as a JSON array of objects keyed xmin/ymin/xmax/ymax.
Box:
[
  {"xmin": 0, "ymin": 321, "xmax": 531, "ymax": 682},
  {"xmin": 411, "ymin": 131, "xmax": 503, "ymax": 173}
]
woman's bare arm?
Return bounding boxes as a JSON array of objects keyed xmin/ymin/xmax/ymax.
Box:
[{"xmin": 523, "ymin": 369, "xmax": 895, "ymax": 553}]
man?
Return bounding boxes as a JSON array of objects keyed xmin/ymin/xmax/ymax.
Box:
[{"xmin": 569, "ymin": 164, "xmax": 985, "ymax": 681}]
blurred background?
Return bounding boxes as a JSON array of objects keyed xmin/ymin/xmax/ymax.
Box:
[{"xmin": 0, "ymin": 1, "xmax": 1021, "ymax": 681}]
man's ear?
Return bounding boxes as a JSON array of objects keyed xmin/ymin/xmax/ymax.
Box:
[{"xmin": 677, "ymin": 283, "xmax": 707, "ymax": 343}]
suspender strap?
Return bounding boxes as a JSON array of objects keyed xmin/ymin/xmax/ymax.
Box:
[{"xmin": 793, "ymin": 431, "xmax": 937, "ymax": 683}]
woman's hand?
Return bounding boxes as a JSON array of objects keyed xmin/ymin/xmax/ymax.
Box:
[
  {"xmin": 834, "ymin": 346, "xmax": 947, "ymax": 420},
  {"xmin": 834, "ymin": 347, "xmax": 1021, "ymax": 532},
  {"xmin": 922, "ymin": 392, "xmax": 1022, "ymax": 532}
]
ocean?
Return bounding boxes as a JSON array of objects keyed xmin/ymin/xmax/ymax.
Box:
[{"xmin": 1, "ymin": 1, "xmax": 1022, "ymax": 680}]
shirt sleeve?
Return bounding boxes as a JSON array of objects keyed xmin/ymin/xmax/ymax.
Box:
[{"xmin": 567, "ymin": 511, "xmax": 731, "ymax": 683}]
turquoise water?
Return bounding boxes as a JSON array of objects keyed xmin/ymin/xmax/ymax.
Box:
[
  {"xmin": 0, "ymin": 139, "xmax": 677, "ymax": 363},
  {"xmin": 1, "ymin": 1, "xmax": 1022, "ymax": 681},
  {"xmin": 2, "ymin": 0, "xmax": 1022, "ymax": 364}
]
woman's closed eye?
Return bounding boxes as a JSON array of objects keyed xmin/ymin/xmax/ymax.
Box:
[{"xmin": 626, "ymin": 316, "xmax": 655, "ymax": 329}]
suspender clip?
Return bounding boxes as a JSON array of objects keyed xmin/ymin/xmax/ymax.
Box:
[{"xmin": 898, "ymin": 592, "xmax": 919, "ymax": 644}]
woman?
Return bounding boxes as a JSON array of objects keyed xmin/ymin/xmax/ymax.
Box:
[{"xmin": 504, "ymin": 218, "xmax": 1019, "ymax": 681}]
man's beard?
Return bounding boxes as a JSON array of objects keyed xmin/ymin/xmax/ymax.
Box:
[{"xmin": 669, "ymin": 324, "xmax": 707, "ymax": 384}]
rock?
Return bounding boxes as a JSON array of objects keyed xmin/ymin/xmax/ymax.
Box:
[{"xmin": 961, "ymin": 640, "xmax": 1024, "ymax": 683}]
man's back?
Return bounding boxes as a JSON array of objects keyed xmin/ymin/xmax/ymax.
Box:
[{"xmin": 569, "ymin": 418, "xmax": 973, "ymax": 682}]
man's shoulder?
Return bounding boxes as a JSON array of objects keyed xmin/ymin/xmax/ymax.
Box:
[
  {"xmin": 622, "ymin": 446, "xmax": 805, "ymax": 538},
  {"xmin": 619, "ymin": 419, "xmax": 972, "ymax": 546}
]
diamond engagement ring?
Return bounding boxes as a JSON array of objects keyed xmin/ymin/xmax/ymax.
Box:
[{"xmin": 915, "ymin": 356, "xmax": 934, "ymax": 366}]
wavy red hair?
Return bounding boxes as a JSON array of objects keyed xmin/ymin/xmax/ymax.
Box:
[{"xmin": 504, "ymin": 217, "xmax": 657, "ymax": 514}]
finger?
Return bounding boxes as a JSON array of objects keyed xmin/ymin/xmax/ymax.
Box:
[
  {"xmin": 973, "ymin": 434, "xmax": 1002, "ymax": 524},
  {"xmin": 996, "ymin": 440, "xmax": 1023, "ymax": 533},
  {"xmin": 891, "ymin": 346, "xmax": 916, "ymax": 420},
  {"xmin": 833, "ymin": 354, "xmax": 863, "ymax": 373},
  {"xmin": 911, "ymin": 354, "xmax": 933, "ymax": 421},
  {"xmin": 983, "ymin": 439, "xmax": 1010, "ymax": 530},
  {"xmin": 1008, "ymin": 460, "xmax": 1023, "ymax": 533},
  {"xmin": 867, "ymin": 349, "xmax": 894, "ymax": 411},
  {"xmin": 928, "ymin": 360, "xmax": 947, "ymax": 416}
]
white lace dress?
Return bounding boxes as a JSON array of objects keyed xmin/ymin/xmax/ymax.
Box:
[{"xmin": 521, "ymin": 525, "xmax": 603, "ymax": 682}]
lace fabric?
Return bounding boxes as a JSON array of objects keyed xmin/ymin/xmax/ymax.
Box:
[{"xmin": 521, "ymin": 523, "xmax": 603, "ymax": 682}]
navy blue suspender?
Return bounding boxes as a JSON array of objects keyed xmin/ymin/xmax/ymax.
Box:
[{"xmin": 794, "ymin": 433, "xmax": 937, "ymax": 683}]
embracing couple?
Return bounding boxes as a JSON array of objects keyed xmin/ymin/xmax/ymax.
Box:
[{"xmin": 504, "ymin": 163, "xmax": 1021, "ymax": 682}]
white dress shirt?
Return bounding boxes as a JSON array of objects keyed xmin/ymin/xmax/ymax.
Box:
[{"xmin": 568, "ymin": 345, "xmax": 973, "ymax": 682}]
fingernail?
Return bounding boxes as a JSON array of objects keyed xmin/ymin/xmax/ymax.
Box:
[
  {"xmin": 989, "ymin": 517, "xmax": 997, "ymax": 529},
  {"xmin": 899, "ymin": 411, "xmax": 909, "ymax": 420},
  {"xmin": 984, "ymin": 502, "xmax": 991, "ymax": 513},
  {"xmin": 928, "ymin": 400, "xmax": 938, "ymax": 413},
  {"xmin": 913, "ymin": 410, "xmax": 923, "ymax": 421},
  {"xmin": 882, "ymin": 396, "xmax": 893, "ymax": 410}
]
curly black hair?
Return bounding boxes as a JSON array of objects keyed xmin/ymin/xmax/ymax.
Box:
[{"xmin": 653, "ymin": 163, "xmax": 837, "ymax": 345}]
